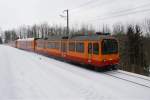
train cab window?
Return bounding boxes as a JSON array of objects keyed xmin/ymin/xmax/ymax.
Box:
[
  {"xmin": 69, "ymin": 42, "xmax": 75, "ymax": 51},
  {"xmin": 102, "ymin": 39, "xmax": 118, "ymax": 54},
  {"xmin": 93, "ymin": 43, "xmax": 99, "ymax": 55},
  {"xmin": 76, "ymin": 42, "xmax": 84, "ymax": 53}
]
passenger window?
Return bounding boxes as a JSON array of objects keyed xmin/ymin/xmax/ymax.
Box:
[
  {"xmin": 48, "ymin": 42, "xmax": 54, "ymax": 48},
  {"xmin": 69, "ymin": 42, "xmax": 75, "ymax": 51},
  {"xmin": 47, "ymin": 42, "xmax": 60, "ymax": 49},
  {"xmin": 93, "ymin": 43, "xmax": 99, "ymax": 55},
  {"xmin": 61, "ymin": 42, "xmax": 67, "ymax": 52},
  {"xmin": 76, "ymin": 42, "xmax": 84, "ymax": 53},
  {"xmin": 55, "ymin": 42, "xmax": 60, "ymax": 49},
  {"xmin": 88, "ymin": 43, "xmax": 92, "ymax": 54}
]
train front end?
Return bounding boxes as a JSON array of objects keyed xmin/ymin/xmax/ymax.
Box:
[{"xmin": 100, "ymin": 38, "xmax": 119, "ymax": 69}]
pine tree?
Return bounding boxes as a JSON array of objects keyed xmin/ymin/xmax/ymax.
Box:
[
  {"xmin": 126, "ymin": 25, "xmax": 148, "ymax": 75},
  {"xmin": 0, "ymin": 37, "xmax": 2, "ymax": 44}
]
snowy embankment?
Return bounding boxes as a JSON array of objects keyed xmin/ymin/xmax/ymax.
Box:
[{"xmin": 0, "ymin": 45, "xmax": 150, "ymax": 100}]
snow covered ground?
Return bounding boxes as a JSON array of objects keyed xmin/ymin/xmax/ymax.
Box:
[{"xmin": 0, "ymin": 45, "xmax": 150, "ymax": 100}]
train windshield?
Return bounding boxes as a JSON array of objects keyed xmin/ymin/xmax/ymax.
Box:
[{"xmin": 102, "ymin": 39, "xmax": 118, "ymax": 54}]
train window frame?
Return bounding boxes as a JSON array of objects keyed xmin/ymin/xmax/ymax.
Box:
[
  {"xmin": 69, "ymin": 42, "xmax": 75, "ymax": 52},
  {"xmin": 76, "ymin": 42, "xmax": 84, "ymax": 53},
  {"xmin": 93, "ymin": 42, "xmax": 99, "ymax": 55}
]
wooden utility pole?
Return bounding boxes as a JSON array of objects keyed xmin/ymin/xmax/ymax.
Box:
[
  {"xmin": 60, "ymin": 9, "xmax": 69, "ymax": 36},
  {"xmin": 66, "ymin": 9, "xmax": 69, "ymax": 36},
  {"xmin": 63, "ymin": 9, "xmax": 69, "ymax": 36}
]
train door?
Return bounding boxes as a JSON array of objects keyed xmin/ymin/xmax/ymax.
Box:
[
  {"xmin": 88, "ymin": 41, "xmax": 100, "ymax": 64},
  {"xmin": 88, "ymin": 42, "xmax": 92, "ymax": 63},
  {"xmin": 61, "ymin": 40, "xmax": 67, "ymax": 58}
]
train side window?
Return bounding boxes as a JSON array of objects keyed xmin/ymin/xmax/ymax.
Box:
[
  {"xmin": 69, "ymin": 42, "xmax": 75, "ymax": 51},
  {"xmin": 88, "ymin": 43, "xmax": 92, "ymax": 54},
  {"xmin": 47, "ymin": 42, "xmax": 54, "ymax": 49},
  {"xmin": 55, "ymin": 42, "xmax": 59, "ymax": 49},
  {"xmin": 76, "ymin": 42, "xmax": 84, "ymax": 53},
  {"xmin": 93, "ymin": 43, "xmax": 99, "ymax": 55},
  {"xmin": 47, "ymin": 42, "xmax": 52, "ymax": 48},
  {"xmin": 61, "ymin": 42, "xmax": 67, "ymax": 52}
]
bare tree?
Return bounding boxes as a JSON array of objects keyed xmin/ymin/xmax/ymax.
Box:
[
  {"xmin": 113, "ymin": 23, "xmax": 124, "ymax": 34},
  {"xmin": 40, "ymin": 23, "xmax": 49, "ymax": 38},
  {"xmin": 144, "ymin": 19, "xmax": 150, "ymax": 34},
  {"xmin": 102, "ymin": 24, "xmax": 111, "ymax": 33},
  {"xmin": 31, "ymin": 24, "xmax": 40, "ymax": 38},
  {"xmin": 4, "ymin": 30, "xmax": 17, "ymax": 43}
]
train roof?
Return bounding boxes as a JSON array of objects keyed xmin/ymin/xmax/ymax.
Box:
[
  {"xmin": 17, "ymin": 38, "xmax": 35, "ymax": 41},
  {"xmin": 47, "ymin": 35, "xmax": 68, "ymax": 41},
  {"xmin": 47, "ymin": 34, "xmax": 115, "ymax": 41},
  {"xmin": 69, "ymin": 34, "xmax": 115, "ymax": 41},
  {"xmin": 16, "ymin": 34, "xmax": 115, "ymax": 41}
]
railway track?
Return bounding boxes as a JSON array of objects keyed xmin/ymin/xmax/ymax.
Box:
[
  {"xmin": 115, "ymin": 70, "xmax": 150, "ymax": 82},
  {"xmin": 104, "ymin": 70, "xmax": 150, "ymax": 89}
]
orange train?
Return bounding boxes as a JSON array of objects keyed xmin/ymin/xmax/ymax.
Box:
[{"xmin": 11, "ymin": 34, "xmax": 120, "ymax": 70}]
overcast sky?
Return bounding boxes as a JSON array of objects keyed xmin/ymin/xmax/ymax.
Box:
[{"xmin": 0, "ymin": 0, "xmax": 150, "ymax": 30}]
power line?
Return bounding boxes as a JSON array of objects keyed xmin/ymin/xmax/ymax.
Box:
[
  {"xmin": 109, "ymin": 3, "xmax": 150, "ymax": 15},
  {"xmin": 69, "ymin": 0, "xmax": 149, "ymax": 17},
  {"xmin": 70, "ymin": 8, "xmax": 150, "ymax": 24},
  {"xmin": 91, "ymin": 3, "xmax": 150, "ymax": 20},
  {"xmin": 70, "ymin": 2, "xmax": 150, "ymax": 22},
  {"xmin": 70, "ymin": 0, "xmax": 116, "ymax": 15},
  {"xmin": 72, "ymin": 1, "xmax": 150, "ymax": 17},
  {"xmin": 68, "ymin": 1, "xmax": 150, "ymax": 26},
  {"xmin": 88, "ymin": 8, "xmax": 150, "ymax": 22},
  {"xmin": 70, "ymin": 0, "xmax": 150, "ymax": 18},
  {"xmin": 69, "ymin": 0, "xmax": 99, "ymax": 11}
]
